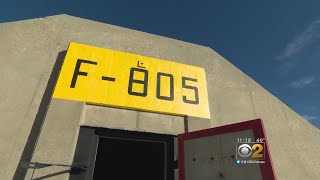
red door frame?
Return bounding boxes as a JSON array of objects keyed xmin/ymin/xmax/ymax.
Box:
[{"xmin": 178, "ymin": 118, "xmax": 276, "ymax": 180}]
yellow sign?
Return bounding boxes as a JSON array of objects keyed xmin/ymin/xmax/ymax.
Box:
[{"xmin": 53, "ymin": 42, "xmax": 210, "ymax": 118}]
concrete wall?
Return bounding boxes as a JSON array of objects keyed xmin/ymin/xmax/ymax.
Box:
[{"xmin": 0, "ymin": 14, "xmax": 319, "ymax": 179}]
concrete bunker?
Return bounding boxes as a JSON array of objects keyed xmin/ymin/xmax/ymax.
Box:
[{"xmin": 1, "ymin": 15, "xmax": 319, "ymax": 180}]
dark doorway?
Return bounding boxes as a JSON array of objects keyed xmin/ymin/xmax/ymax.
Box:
[
  {"xmin": 70, "ymin": 127, "xmax": 174, "ymax": 180},
  {"xmin": 93, "ymin": 137, "xmax": 165, "ymax": 180}
]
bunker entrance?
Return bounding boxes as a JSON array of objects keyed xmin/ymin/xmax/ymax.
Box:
[
  {"xmin": 71, "ymin": 127, "xmax": 175, "ymax": 180},
  {"xmin": 93, "ymin": 137, "xmax": 165, "ymax": 180},
  {"xmin": 70, "ymin": 119, "xmax": 275, "ymax": 180}
]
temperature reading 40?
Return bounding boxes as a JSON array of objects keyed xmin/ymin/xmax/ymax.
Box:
[{"xmin": 256, "ymin": 138, "xmax": 265, "ymax": 142}]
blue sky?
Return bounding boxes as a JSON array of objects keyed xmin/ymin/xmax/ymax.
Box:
[{"xmin": 1, "ymin": 0, "xmax": 319, "ymax": 128}]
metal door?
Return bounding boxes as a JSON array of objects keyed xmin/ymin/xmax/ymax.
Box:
[{"xmin": 178, "ymin": 119, "xmax": 276, "ymax": 180}]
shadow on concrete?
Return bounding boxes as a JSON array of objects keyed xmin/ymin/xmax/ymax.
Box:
[
  {"xmin": 13, "ymin": 51, "xmax": 66, "ymax": 180},
  {"xmin": 32, "ymin": 170, "xmax": 70, "ymax": 180}
]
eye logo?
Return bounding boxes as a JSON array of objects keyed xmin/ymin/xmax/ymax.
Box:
[
  {"xmin": 238, "ymin": 144, "xmax": 252, "ymax": 158},
  {"xmin": 237, "ymin": 143, "xmax": 265, "ymax": 159}
]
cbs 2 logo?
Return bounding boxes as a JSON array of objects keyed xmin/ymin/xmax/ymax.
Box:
[{"xmin": 237, "ymin": 143, "xmax": 264, "ymax": 159}]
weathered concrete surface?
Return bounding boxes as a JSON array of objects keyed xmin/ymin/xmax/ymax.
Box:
[
  {"xmin": 0, "ymin": 16, "xmax": 68, "ymax": 180},
  {"xmin": 83, "ymin": 105, "xmax": 138, "ymax": 131},
  {"xmin": 82, "ymin": 105, "xmax": 185, "ymax": 135},
  {"xmin": 25, "ymin": 99, "xmax": 84, "ymax": 179},
  {"xmin": 0, "ymin": 14, "xmax": 319, "ymax": 179}
]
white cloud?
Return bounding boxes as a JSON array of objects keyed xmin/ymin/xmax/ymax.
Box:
[
  {"xmin": 276, "ymin": 20, "xmax": 320, "ymax": 60},
  {"xmin": 302, "ymin": 115, "xmax": 318, "ymax": 121},
  {"xmin": 290, "ymin": 76, "xmax": 316, "ymax": 88}
]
